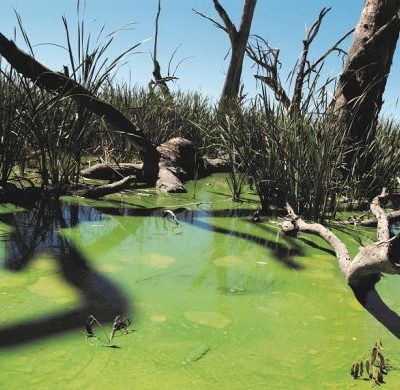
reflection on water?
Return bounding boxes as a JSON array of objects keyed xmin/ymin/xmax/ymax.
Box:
[
  {"xmin": 0, "ymin": 199, "xmax": 127, "ymax": 347},
  {"xmin": 1, "ymin": 200, "xmax": 106, "ymax": 271},
  {"xmin": 0, "ymin": 197, "xmax": 303, "ymax": 349}
]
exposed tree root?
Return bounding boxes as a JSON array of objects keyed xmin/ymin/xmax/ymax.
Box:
[{"xmin": 282, "ymin": 188, "xmax": 400, "ymax": 286}]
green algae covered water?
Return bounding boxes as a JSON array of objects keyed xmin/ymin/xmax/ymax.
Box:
[{"xmin": 0, "ymin": 175, "xmax": 399, "ymax": 389}]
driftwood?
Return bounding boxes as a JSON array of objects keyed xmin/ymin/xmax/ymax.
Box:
[
  {"xmin": 83, "ymin": 175, "xmax": 136, "ymax": 199},
  {"xmin": 282, "ymin": 188, "xmax": 400, "ymax": 286},
  {"xmin": 340, "ymin": 210, "xmax": 400, "ymax": 227},
  {"xmin": 81, "ymin": 163, "xmax": 143, "ymax": 181}
]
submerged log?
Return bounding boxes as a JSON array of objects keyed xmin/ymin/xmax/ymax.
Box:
[{"xmin": 282, "ymin": 188, "xmax": 400, "ymax": 286}]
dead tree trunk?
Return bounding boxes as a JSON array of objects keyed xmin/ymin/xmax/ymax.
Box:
[
  {"xmin": 282, "ymin": 188, "xmax": 400, "ymax": 287},
  {"xmin": 333, "ymin": 0, "xmax": 400, "ymax": 145},
  {"xmin": 195, "ymin": 0, "xmax": 257, "ymax": 103}
]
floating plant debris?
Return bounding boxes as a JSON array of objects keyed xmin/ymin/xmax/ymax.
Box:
[
  {"xmin": 182, "ymin": 344, "xmax": 210, "ymax": 364},
  {"xmin": 110, "ymin": 315, "xmax": 132, "ymax": 342},
  {"xmin": 84, "ymin": 314, "xmax": 133, "ymax": 347},
  {"xmin": 350, "ymin": 339, "xmax": 388, "ymax": 385},
  {"xmin": 217, "ymin": 286, "xmax": 248, "ymax": 295}
]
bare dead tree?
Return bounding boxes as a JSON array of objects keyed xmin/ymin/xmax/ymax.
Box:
[
  {"xmin": 333, "ymin": 0, "xmax": 400, "ymax": 147},
  {"xmin": 150, "ymin": 0, "xmax": 174, "ymax": 96},
  {"xmin": 247, "ymin": 7, "xmax": 353, "ymax": 116},
  {"xmin": 194, "ymin": 0, "xmax": 257, "ymax": 104},
  {"xmin": 282, "ymin": 188, "xmax": 400, "ymax": 287},
  {"xmin": 246, "ymin": 36, "xmax": 291, "ymax": 111}
]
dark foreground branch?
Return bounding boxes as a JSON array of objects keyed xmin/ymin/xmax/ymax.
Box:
[
  {"xmin": 0, "ymin": 31, "xmax": 161, "ymax": 186},
  {"xmin": 0, "ymin": 33, "xmax": 157, "ymax": 157}
]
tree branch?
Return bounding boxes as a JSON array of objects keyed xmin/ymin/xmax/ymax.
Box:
[
  {"xmin": 291, "ymin": 7, "xmax": 331, "ymax": 115},
  {"xmin": 238, "ymin": 0, "xmax": 257, "ymax": 36},
  {"xmin": 83, "ymin": 175, "xmax": 136, "ymax": 199},
  {"xmin": 151, "ymin": 0, "xmax": 170, "ymax": 95},
  {"xmin": 254, "ymin": 75, "xmax": 291, "ymax": 110},
  {"xmin": 304, "ymin": 28, "xmax": 354, "ymax": 77},
  {"xmin": 340, "ymin": 209, "xmax": 400, "ymax": 227},
  {"xmin": 192, "ymin": 9, "xmax": 227, "ymax": 34},
  {"xmin": 247, "ymin": 35, "xmax": 291, "ymax": 110},
  {"xmin": 282, "ymin": 203, "xmax": 352, "ymax": 278},
  {"xmin": 370, "ymin": 187, "xmax": 390, "ymax": 241},
  {"xmin": 282, "ymin": 190, "xmax": 400, "ymax": 287},
  {"xmin": 0, "ymin": 32, "xmax": 157, "ymax": 157},
  {"xmin": 213, "ymin": 0, "xmax": 238, "ymax": 42}
]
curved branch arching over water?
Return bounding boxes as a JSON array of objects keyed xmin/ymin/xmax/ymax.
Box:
[{"xmin": 281, "ymin": 188, "xmax": 400, "ymax": 286}]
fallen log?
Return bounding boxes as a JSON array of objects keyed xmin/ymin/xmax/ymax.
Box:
[
  {"xmin": 282, "ymin": 188, "xmax": 400, "ymax": 286},
  {"xmin": 82, "ymin": 175, "xmax": 136, "ymax": 199},
  {"xmin": 200, "ymin": 156, "xmax": 230, "ymax": 175},
  {"xmin": 80, "ymin": 138, "xmax": 229, "ymax": 193},
  {"xmin": 80, "ymin": 139, "xmax": 229, "ymax": 193},
  {"xmin": 156, "ymin": 167, "xmax": 186, "ymax": 193},
  {"xmin": 81, "ymin": 163, "xmax": 143, "ymax": 181}
]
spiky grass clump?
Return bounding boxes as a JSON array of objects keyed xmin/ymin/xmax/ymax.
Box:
[{"xmin": 0, "ymin": 67, "xmax": 29, "ymax": 186}]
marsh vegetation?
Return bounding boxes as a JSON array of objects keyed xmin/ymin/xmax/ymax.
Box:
[{"xmin": 1, "ymin": 0, "xmax": 400, "ymax": 387}]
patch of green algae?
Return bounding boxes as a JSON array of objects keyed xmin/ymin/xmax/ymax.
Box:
[{"xmin": 0, "ymin": 175, "xmax": 399, "ymax": 389}]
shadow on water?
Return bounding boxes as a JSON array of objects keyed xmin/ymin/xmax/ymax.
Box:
[
  {"xmin": 0, "ymin": 199, "xmax": 129, "ymax": 348},
  {"xmin": 4, "ymin": 199, "xmax": 398, "ymax": 348},
  {"xmin": 93, "ymin": 205, "xmax": 304, "ymax": 269},
  {"xmin": 353, "ymin": 277, "xmax": 400, "ymax": 339},
  {"xmin": 298, "ymin": 237, "xmax": 336, "ymax": 257}
]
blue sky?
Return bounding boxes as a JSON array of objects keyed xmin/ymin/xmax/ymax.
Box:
[{"xmin": 1, "ymin": 0, "xmax": 399, "ymax": 116}]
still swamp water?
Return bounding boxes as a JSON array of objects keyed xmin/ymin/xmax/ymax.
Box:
[{"xmin": 0, "ymin": 174, "xmax": 399, "ymax": 389}]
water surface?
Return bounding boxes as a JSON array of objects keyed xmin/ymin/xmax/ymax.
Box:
[{"xmin": 0, "ymin": 175, "xmax": 399, "ymax": 388}]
